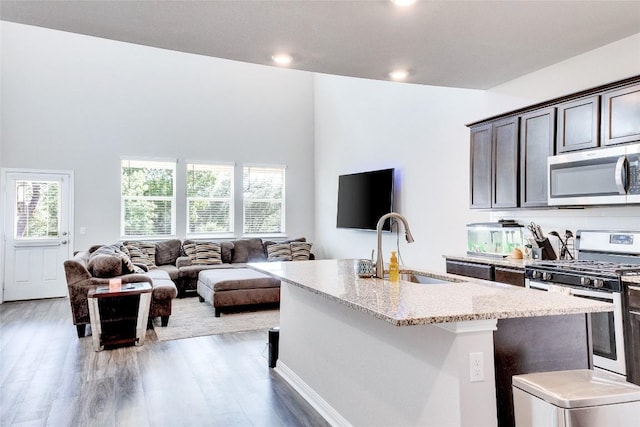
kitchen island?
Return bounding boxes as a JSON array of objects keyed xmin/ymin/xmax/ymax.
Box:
[{"xmin": 251, "ymin": 259, "xmax": 613, "ymax": 427}]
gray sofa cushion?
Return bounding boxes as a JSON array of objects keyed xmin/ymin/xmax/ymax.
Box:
[
  {"xmin": 155, "ymin": 239, "xmax": 182, "ymax": 266},
  {"xmin": 231, "ymin": 238, "xmax": 267, "ymax": 263}
]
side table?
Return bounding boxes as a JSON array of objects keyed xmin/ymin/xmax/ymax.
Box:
[{"xmin": 87, "ymin": 282, "xmax": 152, "ymax": 351}]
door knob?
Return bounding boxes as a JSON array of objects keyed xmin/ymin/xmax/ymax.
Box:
[
  {"xmin": 61, "ymin": 240, "xmax": 68, "ymax": 245},
  {"xmin": 62, "ymin": 231, "xmax": 68, "ymax": 236}
]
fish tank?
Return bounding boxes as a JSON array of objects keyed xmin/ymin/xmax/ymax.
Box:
[{"xmin": 467, "ymin": 221, "xmax": 524, "ymax": 258}]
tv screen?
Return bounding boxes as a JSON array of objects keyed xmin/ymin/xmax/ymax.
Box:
[{"xmin": 336, "ymin": 168, "xmax": 394, "ymax": 231}]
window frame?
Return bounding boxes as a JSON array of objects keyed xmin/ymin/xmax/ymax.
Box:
[
  {"xmin": 242, "ymin": 164, "xmax": 286, "ymax": 237},
  {"xmin": 120, "ymin": 157, "xmax": 177, "ymax": 238},
  {"xmin": 185, "ymin": 161, "xmax": 235, "ymax": 238}
]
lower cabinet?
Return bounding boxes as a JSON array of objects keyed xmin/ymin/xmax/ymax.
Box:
[
  {"xmin": 446, "ymin": 260, "xmax": 494, "ymax": 281},
  {"xmin": 445, "ymin": 259, "xmax": 525, "ymax": 287},
  {"xmin": 495, "ymin": 266, "xmax": 526, "ymax": 287},
  {"xmin": 624, "ymin": 283, "xmax": 640, "ymax": 386}
]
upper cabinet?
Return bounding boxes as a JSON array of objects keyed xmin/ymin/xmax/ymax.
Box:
[
  {"xmin": 492, "ymin": 117, "xmax": 520, "ymax": 208},
  {"xmin": 602, "ymin": 83, "xmax": 640, "ymax": 146},
  {"xmin": 556, "ymin": 95, "xmax": 600, "ymax": 153},
  {"xmin": 469, "ymin": 124, "xmax": 492, "ymax": 208},
  {"xmin": 520, "ymin": 108, "xmax": 555, "ymax": 208},
  {"xmin": 468, "ymin": 75, "xmax": 640, "ymax": 210},
  {"xmin": 469, "ymin": 118, "xmax": 519, "ymax": 209}
]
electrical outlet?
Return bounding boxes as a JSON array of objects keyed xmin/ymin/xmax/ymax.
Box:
[{"xmin": 470, "ymin": 352, "xmax": 484, "ymax": 382}]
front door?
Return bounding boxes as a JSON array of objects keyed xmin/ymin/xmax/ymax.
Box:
[{"xmin": 2, "ymin": 170, "xmax": 73, "ymax": 301}]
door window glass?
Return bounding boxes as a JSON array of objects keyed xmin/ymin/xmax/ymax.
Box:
[{"xmin": 14, "ymin": 180, "xmax": 60, "ymax": 239}]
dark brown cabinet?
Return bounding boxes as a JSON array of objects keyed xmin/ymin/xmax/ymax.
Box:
[
  {"xmin": 469, "ymin": 124, "xmax": 492, "ymax": 208},
  {"xmin": 556, "ymin": 95, "xmax": 600, "ymax": 153},
  {"xmin": 446, "ymin": 260, "xmax": 494, "ymax": 281},
  {"xmin": 492, "ymin": 117, "xmax": 520, "ymax": 208},
  {"xmin": 602, "ymin": 83, "xmax": 640, "ymax": 146},
  {"xmin": 468, "ymin": 75, "xmax": 640, "ymax": 211},
  {"xmin": 495, "ymin": 266, "xmax": 525, "ymax": 287},
  {"xmin": 624, "ymin": 283, "xmax": 640, "ymax": 386},
  {"xmin": 519, "ymin": 108, "xmax": 555, "ymax": 207},
  {"xmin": 469, "ymin": 118, "xmax": 519, "ymax": 209}
]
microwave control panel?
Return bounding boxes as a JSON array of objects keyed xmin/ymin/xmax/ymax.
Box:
[{"xmin": 628, "ymin": 154, "xmax": 640, "ymax": 195}]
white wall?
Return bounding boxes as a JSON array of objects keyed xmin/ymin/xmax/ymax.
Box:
[
  {"xmin": 314, "ymin": 33, "xmax": 640, "ymax": 272},
  {"xmin": 314, "ymin": 75, "xmax": 488, "ymax": 270},
  {"xmin": 0, "ymin": 22, "xmax": 316, "ymax": 251}
]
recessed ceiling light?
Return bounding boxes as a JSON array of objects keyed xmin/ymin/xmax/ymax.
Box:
[
  {"xmin": 272, "ymin": 53, "xmax": 293, "ymax": 65},
  {"xmin": 391, "ymin": 0, "xmax": 416, "ymax": 6},
  {"xmin": 389, "ymin": 69, "xmax": 410, "ymax": 81}
]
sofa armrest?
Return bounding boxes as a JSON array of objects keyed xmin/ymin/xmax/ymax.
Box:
[{"xmin": 176, "ymin": 256, "xmax": 192, "ymax": 268}]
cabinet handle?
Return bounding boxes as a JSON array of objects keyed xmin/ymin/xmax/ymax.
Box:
[
  {"xmin": 629, "ymin": 286, "xmax": 640, "ymax": 292},
  {"xmin": 630, "ymin": 311, "xmax": 640, "ymax": 316}
]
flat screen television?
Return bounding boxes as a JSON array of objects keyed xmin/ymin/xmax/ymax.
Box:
[{"xmin": 336, "ymin": 168, "xmax": 394, "ymax": 231}]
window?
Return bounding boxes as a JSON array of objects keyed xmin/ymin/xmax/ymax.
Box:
[
  {"xmin": 121, "ymin": 159, "xmax": 176, "ymax": 237},
  {"xmin": 243, "ymin": 165, "xmax": 285, "ymax": 234},
  {"xmin": 186, "ymin": 163, "xmax": 234, "ymax": 235},
  {"xmin": 14, "ymin": 180, "xmax": 60, "ymax": 239}
]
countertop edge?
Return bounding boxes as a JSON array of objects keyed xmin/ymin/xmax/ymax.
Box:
[{"xmin": 251, "ymin": 260, "xmax": 613, "ymax": 327}]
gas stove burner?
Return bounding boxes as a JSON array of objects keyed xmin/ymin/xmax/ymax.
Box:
[{"xmin": 531, "ymin": 259, "xmax": 640, "ymax": 276}]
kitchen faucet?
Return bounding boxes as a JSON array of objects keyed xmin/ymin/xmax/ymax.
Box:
[{"xmin": 375, "ymin": 212, "xmax": 415, "ymax": 278}]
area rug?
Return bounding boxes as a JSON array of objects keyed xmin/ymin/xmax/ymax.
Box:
[{"xmin": 153, "ymin": 297, "xmax": 280, "ymax": 342}]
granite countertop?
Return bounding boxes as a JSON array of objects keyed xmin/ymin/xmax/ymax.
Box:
[
  {"xmin": 250, "ymin": 259, "xmax": 612, "ymax": 327},
  {"xmin": 443, "ymin": 254, "xmax": 539, "ymax": 269},
  {"xmin": 623, "ymin": 276, "xmax": 640, "ymax": 284}
]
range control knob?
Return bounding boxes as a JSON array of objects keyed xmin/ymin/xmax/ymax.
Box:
[
  {"xmin": 542, "ymin": 272, "xmax": 553, "ymax": 281},
  {"xmin": 580, "ymin": 277, "xmax": 591, "ymax": 286},
  {"xmin": 531, "ymin": 270, "xmax": 542, "ymax": 280},
  {"xmin": 593, "ymin": 279, "xmax": 604, "ymax": 289}
]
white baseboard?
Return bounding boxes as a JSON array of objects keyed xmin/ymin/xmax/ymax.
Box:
[{"xmin": 274, "ymin": 362, "xmax": 352, "ymax": 427}]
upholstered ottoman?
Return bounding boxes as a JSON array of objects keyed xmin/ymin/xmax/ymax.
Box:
[{"xmin": 197, "ymin": 268, "xmax": 281, "ymax": 317}]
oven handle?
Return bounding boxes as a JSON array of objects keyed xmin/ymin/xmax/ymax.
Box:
[
  {"xmin": 615, "ymin": 155, "xmax": 628, "ymax": 195},
  {"xmin": 527, "ymin": 279, "xmax": 616, "ymax": 301},
  {"xmin": 568, "ymin": 286, "xmax": 615, "ymax": 301}
]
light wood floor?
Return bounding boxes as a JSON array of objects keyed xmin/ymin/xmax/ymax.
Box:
[{"xmin": 0, "ymin": 297, "xmax": 329, "ymax": 427}]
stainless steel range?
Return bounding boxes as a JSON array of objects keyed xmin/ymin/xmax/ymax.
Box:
[{"xmin": 525, "ymin": 230, "xmax": 640, "ymax": 379}]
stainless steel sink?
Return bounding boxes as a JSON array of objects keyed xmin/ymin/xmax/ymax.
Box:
[{"xmin": 399, "ymin": 272, "xmax": 460, "ymax": 284}]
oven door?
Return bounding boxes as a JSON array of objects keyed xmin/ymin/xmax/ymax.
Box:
[
  {"xmin": 526, "ymin": 280, "xmax": 626, "ymax": 376},
  {"xmin": 548, "ymin": 145, "xmax": 628, "ymax": 206}
]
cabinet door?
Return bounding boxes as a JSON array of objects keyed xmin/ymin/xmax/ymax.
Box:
[
  {"xmin": 446, "ymin": 260, "xmax": 494, "ymax": 281},
  {"xmin": 556, "ymin": 95, "xmax": 600, "ymax": 153},
  {"xmin": 470, "ymin": 124, "xmax": 492, "ymax": 208},
  {"xmin": 625, "ymin": 284, "xmax": 640, "ymax": 386},
  {"xmin": 602, "ymin": 83, "xmax": 640, "ymax": 146},
  {"xmin": 492, "ymin": 117, "xmax": 519, "ymax": 208},
  {"xmin": 520, "ymin": 108, "xmax": 555, "ymax": 207},
  {"xmin": 494, "ymin": 267, "xmax": 525, "ymax": 287}
]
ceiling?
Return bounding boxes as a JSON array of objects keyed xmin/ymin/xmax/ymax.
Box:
[{"xmin": 1, "ymin": 0, "xmax": 639, "ymax": 89}]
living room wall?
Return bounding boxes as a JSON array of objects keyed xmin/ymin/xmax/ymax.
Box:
[
  {"xmin": 0, "ymin": 22, "xmax": 316, "ymax": 252},
  {"xmin": 314, "ymin": 33, "xmax": 640, "ymax": 272}
]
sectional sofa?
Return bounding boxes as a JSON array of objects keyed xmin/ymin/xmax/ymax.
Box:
[{"xmin": 63, "ymin": 237, "xmax": 313, "ymax": 335}]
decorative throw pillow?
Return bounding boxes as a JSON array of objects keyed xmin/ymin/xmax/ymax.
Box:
[
  {"xmin": 267, "ymin": 243, "xmax": 293, "ymax": 261},
  {"xmin": 182, "ymin": 241, "xmax": 197, "ymax": 263},
  {"xmin": 115, "ymin": 251, "xmax": 145, "ymax": 274},
  {"xmin": 194, "ymin": 242, "xmax": 222, "ymax": 265},
  {"xmin": 88, "ymin": 254, "xmax": 123, "ymax": 278},
  {"xmin": 290, "ymin": 242, "xmax": 313, "ymax": 261},
  {"xmin": 124, "ymin": 241, "xmax": 157, "ymax": 269}
]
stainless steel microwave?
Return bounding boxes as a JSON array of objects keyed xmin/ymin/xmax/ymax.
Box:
[{"xmin": 548, "ymin": 143, "xmax": 640, "ymax": 206}]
